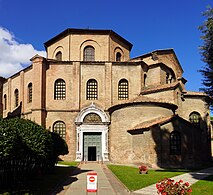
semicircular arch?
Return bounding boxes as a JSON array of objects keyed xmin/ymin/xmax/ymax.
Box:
[
  {"xmin": 75, "ymin": 103, "xmax": 110, "ymax": 124},
  {"xmin": 79, "ymin": 39, "xmax": 101, "ymax": 61}
]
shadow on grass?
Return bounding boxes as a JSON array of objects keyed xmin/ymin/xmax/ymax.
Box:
[
  {"xmin": 0, "ymin": 165, "xmax": 92, "ymax": 195},
  {"xmin": 155, "ymin": 169, "xmax": 193, "ymax": 173},
  {"xmin": 53, "ymin": 165, "xmax": 93, "ymax": 194}
]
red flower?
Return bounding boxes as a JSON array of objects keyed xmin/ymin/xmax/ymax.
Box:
[
  {"xmin": 185, "ymin": 182, "xmax": 189, "ymax": 187},
  {"xmin": 187, "ymin": 188, "xmax": 192, "ymax": 192},
  {"xmin": 156, "ymin": 178, "xmax": 191, "ymax": 195}
]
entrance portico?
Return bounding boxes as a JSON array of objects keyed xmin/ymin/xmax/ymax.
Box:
[{"xmin": 75, "ymin": 103, "xmax": 110, "ymax": 162}]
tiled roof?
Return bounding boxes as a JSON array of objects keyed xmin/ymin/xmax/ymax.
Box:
[
  {"xmin": 108, "ymin": 95, "xmax": 177, "ymax": 114},
  {"xmin": 140, "ymin": 82, "xmax": 180, "ymax": 95},
  {"xmin": 127, "ymin": 115, "xmax": 175, "ymax": 133},
  {"xmin": 44, "ymin": 28, "xmax": 133, "ymax": 50},
  {"xmin": 184, "ymin": 91, "xmax": 207, "ymax": 97}
]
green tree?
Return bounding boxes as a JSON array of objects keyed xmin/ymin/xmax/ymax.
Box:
[{"xmin": 199, "ymin": 6, "xmax": 213, "ymax": 104}]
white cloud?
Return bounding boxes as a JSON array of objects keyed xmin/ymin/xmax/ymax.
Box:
[{"xmin": 0, "ymin": 27, "xmax": 46, "ymax": 78}]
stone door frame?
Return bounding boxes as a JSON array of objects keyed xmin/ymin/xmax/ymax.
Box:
[{"xmin": 75, "ymin": 103, "xmax": 110, "ymax": 162}]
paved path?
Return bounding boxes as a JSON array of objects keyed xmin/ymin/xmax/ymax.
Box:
[
  {"xmin": 53, "ymin": 163, "xmax": 213, "ymax": 195},
  {"xmin": 54, "ymin": 162, "xmax": 130, "ymax": 195}
]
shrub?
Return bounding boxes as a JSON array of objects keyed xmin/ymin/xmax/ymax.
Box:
[
  {"xmin": 48, "ymin": 132, "xmax": 69, "ymax": 169},
  {"xmin": 138, "ymin": 165, "xmax": 148, "ymax": 174},
  {"xmin": 156, "ymin": 178, "xmax": 192, "ymax": 195},
  {"xmin": 0, "ymin": 117, "xmax": 70, "ymax": 188},
  {"xmin": 0, "ymin": 118, "xmax": 53, "ymax": 161}
]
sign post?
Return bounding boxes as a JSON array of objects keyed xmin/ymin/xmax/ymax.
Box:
[{"xmin": 87, "ymin": 172, "xmax": 97, "ymax": 193}]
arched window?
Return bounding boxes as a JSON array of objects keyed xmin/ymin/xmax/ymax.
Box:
[
  {"xmin": 14, "ymin": 89, "xmax": 19, "ymax": 107},
  {"xmin": 83, "ymin": 113, "xmax": 102, "ymax": 123},
  {"xmin": 170, "ymin": 131, "xmax": 181, "ymax": 155},
  {"xmin": 55, "ymin": 51, "xmax": 62, "ymax": 61},
  {"xmin": 84, "ymin": 46, "xmax": 95, "ymax": 61},
  {"xmin": 54, "ymin": 79, "xmax": 66, "ymax": 100},
  {"xmin": 28, "ymin": 83, "xmax": 32, "ymax": 103},
  {"xmin": 118, "ymin": 79, "xmax": 128, "ymax": 100},
  {"xmin": 3, "ymin": 94, "xmax": 7, "ymax": 110},
  {"xmin": 86, "ymin": 79, "xmax": 98, "ymax": 100},
  {"xmin": 189, "ymin": 112, "xmax": 201, "ymax": 126},
  {"xmin": 53, "ymin": 121, "xmax": 66, "ymax": 139},
  {"xmin": 116, "ymin": 52, "xmax": 121, "ymax": 61}
]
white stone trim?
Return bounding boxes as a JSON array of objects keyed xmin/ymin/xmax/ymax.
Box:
[{"xmin": 75, "ymin": 103, "xmax": 110, "ymax": 161}]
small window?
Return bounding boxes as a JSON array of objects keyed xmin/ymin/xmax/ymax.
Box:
[
  {"xmin": 3, "ymin": 94, "xmax": 7, "ymax": 110},
  {"xmin": 54, "ymin": 79, "xmax": 66, "ymax": 100},
  {"xmin": 118, "ymin": 79, "xmax": 128, "ymax": 100},
  {"xmin": 55, "ymin": 51, "xmax": 62, "ymax": 61},
  {"xmin": 28, "ymin": 83, "xmax": 32, "ymax": 103},
  {"xmin": 86, "ymin": 79, "xmax": 98, "ymax": 100},
  {"xmin": 84, "ymin": 46, "xmax": 95, "ymax": 61},
  {"xmin": 189, "ymin": 112, "xmax": 201, "ymax": 126},
  {"xmin": 170, "ymin": 131, "xmax": 181, "ymax": 155},
  {"xmin": 144, "ymin": 74, "xmax": 147, "ymax": 87},
  {"xmin": 116, "ymin": 52, "xmax": 121, "ymax": 61},
  {"xmin": 53, "ymin": 121, "xmax": 66, "ymax": 139},
  {"xmin": 14, "ymin": 89, "xmax": 19, "ymax": 107},
  {"xmin": 166, "ymin": 73, "xmax": 170, "ymax": 84}
]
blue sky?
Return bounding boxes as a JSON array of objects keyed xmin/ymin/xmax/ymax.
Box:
[{"xmin": 0, "ymin": 0, "xmax": 212, "ymax": 92}]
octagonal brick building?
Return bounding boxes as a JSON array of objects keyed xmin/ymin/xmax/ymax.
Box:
[{"xmin": 0, "ymin": 28, "xmax": 211, "ymax": 168}]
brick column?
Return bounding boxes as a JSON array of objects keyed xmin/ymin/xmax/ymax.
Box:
[{"xmin": 30, "ymin": 55, "xmax": 47, "ymax": 127}]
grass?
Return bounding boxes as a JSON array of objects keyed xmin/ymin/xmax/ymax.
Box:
[
  {"xmin": 0, "ymin": 162, "xmax": 79, "ymax": 195},
  {"xmin": 191, "ymin": 175, "xmax": 213, "ymax": 195},
  {"xmin": 57, "ymin": 160, "xmax": 79, "ymax": 166},
  {"xmin": 107, "ymin": 165, "xmax": 190, "ymax": 191}
]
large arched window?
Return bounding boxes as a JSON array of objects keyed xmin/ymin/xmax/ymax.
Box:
[
  {"xmin": 54, "ymin": 79, "xmax": 66, "ymax": 100},
  {"xmin": 116, "ymin": 52, "xmax": 122, "ymax": 61},
  {"xmin": 28, "ymin": 83, "xmax": 32, "ymax": 103},
  {"xmin": 3, "ymin": 94, "xmax": 7, "ymax": 110},
  {"xmin": 170, "ymin": 131, "xmax": 181, "ymax": 155},
  {"xmin": 84, "ymin": 46, "xmax": 95, "ymax": 61},
  {"xmin": 14, "ymin": 89, "xmax": 19, "ymax": 107},
  {"xmin": 86, "ymin": 79, "xmax": 98, "ymax": 100},
  {"xmin": 55, "ymin": 51, "xmax": 62, "ymax": 61},
  {"xmin": 189, "ymin": 112, "xmax": 201, "ymax": 126},
  {"xmin": 53, "ymin": 121, "xmax": 66, "ymax": 139},
  {"xmin": 118, "ymin": 79, "xmax": 129, "ymax": 100}
]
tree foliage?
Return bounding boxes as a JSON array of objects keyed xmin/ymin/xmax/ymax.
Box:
[
  {"xmin": 0, "ymin": 117, "xmax": 68, "ymax": 166},
  {"xmin": 0, "ymin": 118, "xmax": 53, "ymax": 160},
  {"xmin": 199, "ymin": 6, "xmax": 213, "ymax": 104}
]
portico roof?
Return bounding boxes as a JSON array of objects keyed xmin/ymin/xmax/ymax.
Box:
[
  {"xmin": 127, "ymin": 115, "xmax": 175, "ymax": 134},
  {"xmin": 108, "ymin": 95, "xmax": 177, "ymax": 114}
]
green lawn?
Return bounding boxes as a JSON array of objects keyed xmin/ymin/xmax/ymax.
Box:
[
  {"xmin": 0, "ymin": 162, "xmax": 79, "ymax": 195},
  {"xmin": 191, "ymin": 175, "xmax": 213, "ymax": 195},
  {"xmin": 107, "ymin": 165, "xmax": 190, "ymax": 191},
  {"xmin": 57, "ymin": 161, "xmax": 79, "ymax": 166}
]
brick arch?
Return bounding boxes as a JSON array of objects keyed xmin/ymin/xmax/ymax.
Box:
[{"xmin": 79, "ymin": 40, "xmax": 101, "ymax": 61}]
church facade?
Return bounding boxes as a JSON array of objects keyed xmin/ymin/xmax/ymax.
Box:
[{"xmin": 0, "ymin": 28, "xmax": 211, "ymax": 168}]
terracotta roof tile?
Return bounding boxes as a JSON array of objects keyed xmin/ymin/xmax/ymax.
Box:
[
  {"xmin": 184, "ymin": 91, "xmax": 207, "ymax": 97},
  {"xmin": 140, "ymin": 82, "xmax": 180, "ymax": 95},
  {"xmin": 108, "ymin": 95, "xmax": 177, "ymax": 113},
  {"xmin": 127, "ymin": 115, "xmax": 175, "ymax": 132}
]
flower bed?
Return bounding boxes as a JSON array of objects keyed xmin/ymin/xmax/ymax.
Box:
[
  {"xmin": 138, "ymin": 165, "xmax": 148, "ymax": 174},
  {"xmin": 156, "ymin": 178, "xmax": 192, "ymax": 195}
]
